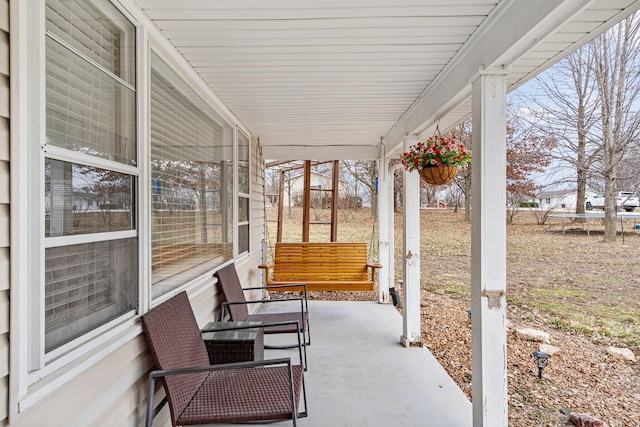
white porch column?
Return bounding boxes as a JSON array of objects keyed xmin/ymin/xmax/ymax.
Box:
[
  {"xmin": 401, "ymin": 135, "xmax": 421, "ymax": 347},
  {"xmin": 471, "ymin": 70, "xmax": 509, "ymax": 426},
  {"xmin": 387, "ymin": 163, "xmax": 403, "ymax": 303},
  {"xmin": 377, "ymin": 157, "xmax": 390, "ymax": 303}
]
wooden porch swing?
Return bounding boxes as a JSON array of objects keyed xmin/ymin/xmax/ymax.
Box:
[{"xmin": 260, "ymin": 160, "xmax": 381, "ymax": 292}]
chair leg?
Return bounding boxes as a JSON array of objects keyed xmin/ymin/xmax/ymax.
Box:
[
  {"xmin": 263, "ymin": 324, "xmax": 309, "ymax": 370},
  {"xmin": 301, "ymin": 327, "xmax": 307, "ymax": 371},
  {"xmin": 305, "ymin": 318, "xmax": 311, "ymax": 346},
  {"xmin": 298, "ymin": 375, "xmax": 308, "ymax": 419}
]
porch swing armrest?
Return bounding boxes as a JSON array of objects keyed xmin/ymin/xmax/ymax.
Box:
[
  {"xmin": 366, "ymin": 263, "xmax": 382, "ymax": 284},
  {"xmin": 258, "ymin": 264, "xmax": 276, "ymax": 287}
]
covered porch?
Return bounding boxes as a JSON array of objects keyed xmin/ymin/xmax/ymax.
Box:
[
  {"xmin": 217, "ymin": 299, "xmax": 472, "ymax": 427},
  {"xmin": 6, "ymin": 1, "xmax": 640, "ymax": 426}
]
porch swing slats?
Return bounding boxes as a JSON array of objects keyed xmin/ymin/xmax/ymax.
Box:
[{"xmin": 259, "ymin": 242, "xmax": 381, "ymax": 292}]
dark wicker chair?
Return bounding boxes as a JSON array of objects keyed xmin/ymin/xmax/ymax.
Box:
[
  {"xmin": 215, "ymin": 263, "xmax": 310, "ymax": 369},
  {"xmin": 140, "ymin": 291, "xmax": 307, "ymax": 427}
]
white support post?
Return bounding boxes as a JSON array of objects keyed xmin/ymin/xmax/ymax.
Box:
[
  {"xmin": 471, "ymin": 70, "xmax": 509, "ymax": 427},
  {"xmin": 387, "ymin": 163, "xmax": 402, "ymax": 303},
  {"xmin": 377, "ymin": 157, "xmax": 390, "ymax": 304},
  {"xmin": 401, "ymin": 136, "xmax": 421, "ymax": 347}
]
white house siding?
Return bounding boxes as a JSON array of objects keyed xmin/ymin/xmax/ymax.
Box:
[
  {"xmin": 236, "ymin": 138, "xmax": 267, "ymax": 301},
  {"xmin": 250, "ymin": 139, "xmax": 267, "ymax": 271},
  {"xmin": 0, "ymin": 0, "xmax": 9, "ymax": 423},
  {"xmin": 15, "ymin": 336, "xmax": 150, "ymax": 426}
]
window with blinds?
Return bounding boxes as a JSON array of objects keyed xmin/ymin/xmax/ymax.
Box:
[
  {"xmin": 45, "ymin": 0, "xmax": 136, "ymax": 165},
  {"xmin": 237, "ymin": 131, "xmax": 250, "ymax": 255},
  {"xmin": 150, "ymin": 52, "xmax": 233, "ymax": 298},
  {"xmin": 43, "ymin": 0, "xmax": 137, "ymax": 353},
  {"xmin": 44, "ymin": 239, "xmax": 136, "ymax": 352}
]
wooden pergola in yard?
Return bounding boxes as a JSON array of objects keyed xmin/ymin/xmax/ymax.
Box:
[{"xmin": 272, "ymin": 160, "xmax": 341, "ymax": 243}]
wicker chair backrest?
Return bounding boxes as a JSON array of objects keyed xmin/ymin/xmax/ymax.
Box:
[
  {"xmin": 215, "ymin": 264, "xmax": 250, "ymax": 321},
  {"xmin": 140, "ymin": 291, "xmax": 210, "ymax": 426}
]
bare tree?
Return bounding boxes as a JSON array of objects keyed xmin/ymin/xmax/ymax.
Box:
[
  {"xmin": 420, "ymin": 183, "xmax": 439, "ymax": 207},
  {"xmin": 517, "ymin": 47, "xmax": 602, "ymax": 215},
  {"xmin": 505, "ymin": 108, "xmax": 555, "ymax": 224},
  {"xmin": 264, "ymin": 167, "xmax": 280, "ymax": 207},
  {"xmin": 393, "ymin": 168, "xmax": 403, "ymax": 212},
  {"xmin": 447, "ymin": 119, "xmax": 472, "ymax": 221},
  {"xmin": 342, "ymin": 160, "xmax": 377, "ymax": 217},
  {"xmin": 617, "ymin": 145, "xmax": 640, "ymax": 191},
  {"xmin": 443, "ymin": 184, "xmax": 464, "ymax": 212},
  {"xmin": 592, "ymin": 15, "xmax": 640, "ymax": 241}
]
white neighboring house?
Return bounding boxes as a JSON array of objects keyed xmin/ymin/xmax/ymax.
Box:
[
  {"xmin": 536, "ymin": 189, "xmax": 580, "ymax": 211},
  {"xmin": 280, "ymin": 171, "xmax": 351, "ymax": 207}
]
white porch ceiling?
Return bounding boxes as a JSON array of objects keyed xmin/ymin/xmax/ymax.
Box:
[{"xmin": 134, "ymin": 0, "xmax": 640, "ymax": 161}]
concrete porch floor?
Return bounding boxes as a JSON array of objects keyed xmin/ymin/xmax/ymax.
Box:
[{"xmin": 220, "ymin": 299, "xmax": 472, "ymax": 426}]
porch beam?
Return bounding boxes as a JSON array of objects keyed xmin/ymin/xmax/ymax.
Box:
[
  {"xmin": 382, "ymin": 0, "xmax": 592, "ymax": 149},
  {"xmin": 470, "ymin": 70, "xmax": 508, "ymax": 427},
  {"xmin": 401, "ymin": 136, "xmax": 420, "ymax": 347},
  {"xmin": 264, "ymin": 144, "xmax": 379, "ymax": 161}
]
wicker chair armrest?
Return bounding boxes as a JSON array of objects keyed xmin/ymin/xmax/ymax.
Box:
[
  {"xmin": 201, "ymin": 320, "xmax": 298, "ymax": 334},
  {"xmin": 201, "ymin": 323, "xmax": 264, "ymax": 334},
  {"xmin": 245, "ymin": 283, "xmax": 308, "ymax": 293},
  {"xmin": 145, "ymin": 358, "xmax": 297, "ymax": 427},
  {"xmin": 366, "ymin": 263, "xmax": 383, "ymax": 269},
  {"xmin": 221, "ymin": 297, "xmax": 306, "ymax": 330},
  {"xmin": 149, "ymin": 357, "xmax": 292, "ymax": 380},
  {"xmin": 244, "ymin": 283, "xmax": 308, "ymax": 306},
  {"xmin": 223, "ymin": 297, "xmax": 303, "ymax": 306},
  {"xmin": 222, "ymin": 298, "xmax": 306, "ymax": 321}
]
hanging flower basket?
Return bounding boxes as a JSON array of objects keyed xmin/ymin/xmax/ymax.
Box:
[
  {"xmin": 400, "ymin": 134, "xmax": 470, "ymax": 186},
  {"xmin": 418, "ymin": 165, "xmax": 459, "ymax": 186}
]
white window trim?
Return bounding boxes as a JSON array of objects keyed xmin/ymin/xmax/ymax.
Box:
[
  {"xmin": 12, "ymin": 0, "xmax": 146, "ymax": 408},
  {"xmin": 43, "ymin": 145, "xmax": 139, "ymax": 176},
  {"xmin": 44, "ymin": 230, "xmax": 138, "ymax": 248},
  {"xmin": 34, "ymin": 0, "xmax": 141, "ymax": 372},
  {"xmin": 236, "ymin": 127, "xmax": 251, "ymax": 258}
]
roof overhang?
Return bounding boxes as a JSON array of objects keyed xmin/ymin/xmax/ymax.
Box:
[{"xmin": 133, "ymin": 0, "xmax": 640, "ymax": 161}]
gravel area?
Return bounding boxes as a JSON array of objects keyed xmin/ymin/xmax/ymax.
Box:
[
  {"xmin": 300, "ymin": 288, "xmax": 640, "ymax": 426},
  {"xmin": 419, "ymin": 290, "xmax": 640, "ymax": 427}
]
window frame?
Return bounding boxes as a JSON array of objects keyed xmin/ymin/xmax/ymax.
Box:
[
  {"xmin": 38, "ymin": 0, "xmax": 141, "ymax": 363},
  {"xmin": 147, "ymin": 46, "xmax": 237, "ymax": 299},
  {"xmin": 19, "ymin": 0, "xmax": 144, "ymax": 400},
  {"xmin": 13, "ymin": 0, "xmax": 254, "ymax": 413},
  {"xmin": 235, "ymin": 127, "xmax": 251, "ymax": 258}
]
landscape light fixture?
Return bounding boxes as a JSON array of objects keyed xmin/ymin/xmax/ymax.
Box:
[{"xmin": 532, "ymin": 351, "xmax": 550, "ymax": 379}]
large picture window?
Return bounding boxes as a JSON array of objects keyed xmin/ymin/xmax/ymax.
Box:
[
  {"xmin": 27, "ymin": 0, "xmax": 248, "ymax": 380},
  {"xmin": 150, "ymin": 52, "xmax": 234, "ymax": 298},
  {"xmin": 42, "ymin": 0, "xmax": 137, "ymax": 355}
]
